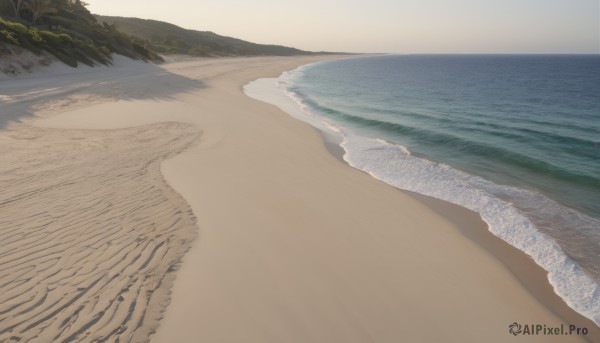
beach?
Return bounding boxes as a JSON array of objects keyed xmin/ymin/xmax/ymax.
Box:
[{"xmin": 0, "ymin": 56, "xmax": 597, "ymax": 342}]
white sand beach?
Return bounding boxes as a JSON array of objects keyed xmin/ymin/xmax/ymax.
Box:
[{"xmin": 0, "ymin": 56, "xmax": 596, "ymax": 342}]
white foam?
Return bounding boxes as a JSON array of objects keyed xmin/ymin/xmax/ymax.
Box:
[
  {"xmin": 339, "ymin": 132, "xmax": 600, "ymax": 326},
  {"xmin": 244, "ymin": 65, "xmax": 600, "ymax": 327},
  {"xmin": 243, "ymin": 77, "xmax": 341, "ymax": 138}
]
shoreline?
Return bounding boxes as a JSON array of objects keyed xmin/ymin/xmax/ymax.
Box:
[
  {"xmin": 3, "ymin": 56, "xmax": 596, "ymax": 342},
  {"xmin": 411, "ymin": 191, "xmax": 600, "ymax": 341},
  {"xmin": 244, "ymin": 67, "xmax": 600, "ymax": 340},
  {"xmin": 151, "ymin": 56, "xmax": 595, "ymax": 342}
]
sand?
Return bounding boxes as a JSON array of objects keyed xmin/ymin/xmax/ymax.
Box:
[
  {"xmin": 0, "ymin": 123, "xmax": 200, "ymax": 342},
  {"xmin": 0, "ymin": 56, "xmax": 596, "ymax": 342}
]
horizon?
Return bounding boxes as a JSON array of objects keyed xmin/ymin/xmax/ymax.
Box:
[{"xmin": 86, "ymin": 0, "xmax": 599, "ymax": 55}]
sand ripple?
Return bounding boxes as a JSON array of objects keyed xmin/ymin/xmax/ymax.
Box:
[{"xmin": 0, "ymin": 122, "xmax": 201, "ymax": 342}]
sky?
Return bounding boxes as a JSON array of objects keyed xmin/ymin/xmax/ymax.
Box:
[{"xmin": 86, "ymin": 0, "xmax": 600, "ymax": 54}]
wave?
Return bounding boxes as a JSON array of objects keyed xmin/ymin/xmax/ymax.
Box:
[
  {"xmin": 267, "ymin": 69, "xmax": 600, "ymax": 326},
  {"xmin": 337, "ymin": 132, "xmax": 600, "ymax": 326},
  {"xmin": 285, "ymin": 100, "xmax": 600, "ymax": 190}
]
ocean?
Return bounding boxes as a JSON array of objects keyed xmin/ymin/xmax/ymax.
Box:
[{"xmin": 244, "ymin": 54, "xmax": 600, "ymax": 326}]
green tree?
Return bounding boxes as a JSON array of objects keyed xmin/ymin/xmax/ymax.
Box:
[
  {"xmin": 24, "ymin": 0, "xmax": 57, "ymax": 24},
  {"xmin": 8, "ymin": 0, "xmax": 26, "ymax": 18}
]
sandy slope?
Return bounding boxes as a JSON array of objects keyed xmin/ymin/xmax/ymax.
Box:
[{"xmin": 1, "ymin": 56, "xmax": 595, "ymax": 342}]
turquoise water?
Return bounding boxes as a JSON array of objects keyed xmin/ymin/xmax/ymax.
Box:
[{"xmin": 276, "ymin": 55, "xmax": 600, "ymax": 325}]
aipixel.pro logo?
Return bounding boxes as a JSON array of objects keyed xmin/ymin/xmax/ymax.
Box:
[{"xmin": 509, "ymin": 322, "xmax": 588, "ymax": 336}]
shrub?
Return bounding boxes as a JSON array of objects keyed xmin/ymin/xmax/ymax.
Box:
[
  {"xmin": 39, "ymin": 30, "xmax": 61, "ymax": 44},
  {"xmin": 0, "ymin": 19, "xmax": 28, "ymax": 33},
  {"xmin": 0, "ymin": 29, "xmax": 19, "ymax": 44},
  {"xmin": 28, "ymin": 28, "xmax": 43, "ymax": 43},
  {"xmin": 57, "ymin": 33, "xmax": 71, "ymax": 42},
  {"xmin": 99, "ymin": 45, "xmax": 110, "ymax": 55},
  {"xmin": 51, "ymin": 49, "xmax": 77, "ymax": 67}
]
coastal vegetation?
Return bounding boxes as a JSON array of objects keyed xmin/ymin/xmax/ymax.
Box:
[
  {"xmin": 0, "ymin": 0, "xmax": 324, "ymax": 73},
  {"xmin": 95, "ymin": 15, "xmax": 316, "ymax": 57},
  {"xmin": 0, "ymin": 0, "xmax": 161, "ymax": 67}
]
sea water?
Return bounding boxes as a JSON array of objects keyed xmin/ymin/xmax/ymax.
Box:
[{"xmin": 246, "ymin": 55, "xmax": 600, "ymax": 325}]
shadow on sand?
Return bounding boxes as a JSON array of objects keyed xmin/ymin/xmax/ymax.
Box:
[{"xmin": 0, "ymin": 60, "xmax": 206, "ymax": 129}]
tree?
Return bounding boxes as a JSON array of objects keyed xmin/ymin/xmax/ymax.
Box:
[
  {"xmin": 24, "ymin": 0, "xmax": 57, "ymax": 24},
  {"xmin": 66, "ymin": 0, "xmax": 88, "ymax": 7},
  {"xmin": 8, "ymin": 0, "xmax": 26, "ymax": 18}
]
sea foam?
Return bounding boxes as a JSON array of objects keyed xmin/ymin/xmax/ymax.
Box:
[{"xmin": 244, "ymin": 67, "xmax": 600, "ymax": 326}]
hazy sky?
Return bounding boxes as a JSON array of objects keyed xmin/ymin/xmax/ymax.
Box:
[{"xmin": 86, "ymin": 0, "xmax": 599, "ymax": 54}]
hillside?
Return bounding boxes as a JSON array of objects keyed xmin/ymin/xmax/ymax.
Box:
[
  {"xmin": 0, "ymin": 0, "xmax": 161, "ymax": 73},
  {"xmin": 0, "ymin": 1, "xmax": 333, "ymax": 75},
  {"xmin": 95, "ymin": 15, "xmax": 317, "ymax": 57}
]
